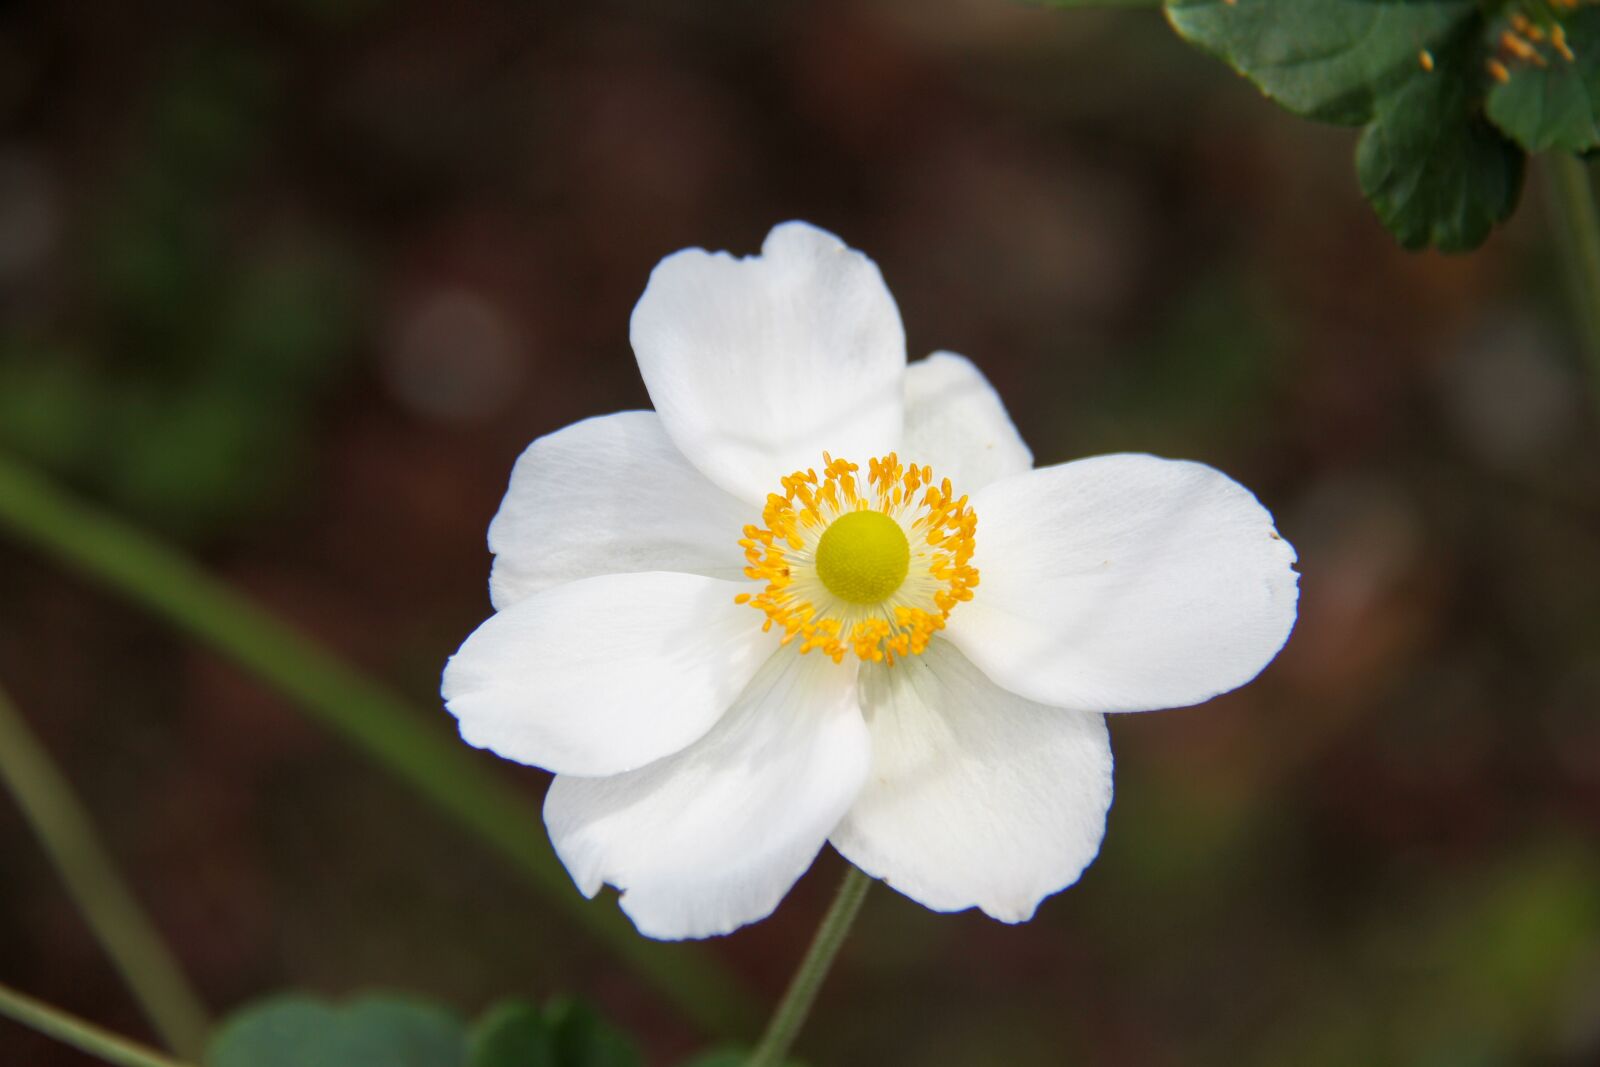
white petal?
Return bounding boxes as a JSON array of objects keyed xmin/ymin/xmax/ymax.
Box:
[
  {"xmin": 903, "ymin": 351, "xmax": 1032, "ymax": 491},
  {"xmin": 442, "ymin": 573, "xmax": 772, "ymax": 777},
  {"xmin": 629, "ymin": 221, "xmax": 906, "ymax": 503},
  {"xmin": 831, "ymin": 640, "xmax": 1112, "ymax": 922},
  {"xmin": 947, "ymin": 454, "xmax": 1299, "ymax": 712},
  {"xmin": 487, "ymin": 411, "xmax": 753, "ymax": 610},
  {"xmin": 545, "ymin": 651, "xmax": 869, "ymax": 940}
]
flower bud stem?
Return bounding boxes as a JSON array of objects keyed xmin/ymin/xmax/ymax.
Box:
[
  {"xmin": 745, "ymin": 866, "xmax": 872, "ymax": 1067},
  {"xmin": 1545, "ymin": 152, "xmax": 1600, "ymax": 418}
]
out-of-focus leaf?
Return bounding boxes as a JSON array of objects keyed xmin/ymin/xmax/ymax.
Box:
[
  {"xmin": 209, "ymin": 994, "xmax": 648, "ymax": 1067},
  {"xmin": 469, "ymin": 1001, "xmax": 557, "ymax": 1067},
  {"xmin": 207, "ymin": 995, "xmax": 468, "ymax": 1067},
  {"xmin": 0, "ymin": 352, "xmax": 102, "ymax": 469},
  {"xmin": 1356, "ymin": 24, "xmax": 1525, "ymax": 252},
  {"xmin": 1165, "ymin": 0, "xmax": 1524, "ymax": 251},
  {"xmin": 1486, "ymin": 11, "xmax": 1600, "ymax": 153},
  {"xmin": 468, "ymin": 998, "xmax": 643, "ymax": 1067},
  {"xmin": 50, "ymin": 36, "xmax": 365, "ymax": 538},
  {"xmin": 1248, "ymin": 839, "xmax": 1600, "ymax": 1067},
  {"xmin": 105, "ymin": 388, "xmax": 297, "ymax": 539},
  {"xmin": 545, "ymin": 999, "xmax": 643, "ymax": 1067},
  {"xmin": 149, "ymin": 42, "xmax": 275, "ymax": 185},
  {"xmin": 212, "ymin": 253, "xmax": 360, "ymax": 392},
  {"xmin": 1098, "ymin": 269, "xmax": 1282, "ymax": 446},
  {"xmin": 1165, "ymin": 0, "xmax": 1470, "ymax": 122}
]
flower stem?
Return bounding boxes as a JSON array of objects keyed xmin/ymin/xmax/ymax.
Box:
[
  {"xmin": 0, "ymin": 450, "xmax": 758, "ymax": 1039},
  {"xmin": 1544, "ymin": 152, "xmax": 1600, "ymax": 416},
  {"xmin": 745, "ymin": 866, "xmax": 872, "ymax": 1067},
  {"xmin": 0, "ymin": 982, "xmax": 197, "ymax": 1067},
  {"xmin": 0, "ymin": 681, "xmax": 210, "ymax": 1059}
]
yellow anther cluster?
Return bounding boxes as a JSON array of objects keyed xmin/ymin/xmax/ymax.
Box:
[
  {"xmin": 1488, "ymin": 6, "xmax": 1584, "ymax": 82},
  {"xmin": 736, "ymin": 452, "xmax": 979, "ymax": 665}
]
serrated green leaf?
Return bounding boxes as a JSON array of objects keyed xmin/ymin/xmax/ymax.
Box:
[
  {"xmin": 1358, "ymin": 25, "xmax": 1525, "ymax": 251},
  {"xmin": 1164, "ymin": 0, "xmax": 1524, "ymax": 251},
  {"xmin": 1166, "ymin": 0, "xmax": 1474, "ymax": 124},
  {"xmin": 1486, "ymin": 11, "xmax": 1600, "ymax": 153},
  {"xmin": 469, "ymin": 1000, "xmax": 557, "ymax": 1067},
  {"xmin": 207, "ymin": 995, "xmax": 468, "ymax": 1067},
  {"xmin": 545, "ymin": 999, "xmax": 643, "ymax": 1067},
  {"xmin": 209, "ymin": 994, "xmax": 651, "ymax": 1067}
]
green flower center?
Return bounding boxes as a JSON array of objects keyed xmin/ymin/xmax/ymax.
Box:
[{"xmin": 814, "ymin": 509, "xmax": 910, "ymax": 605}]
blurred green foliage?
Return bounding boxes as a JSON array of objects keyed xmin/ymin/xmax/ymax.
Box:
[
  {"xmin": 0, "ymin": 39, "xmax": 362, "ymax": 539},
  {"xmin": 1091, "ymin": 270, "xmax": 1288, "ymax": 454},
  {"xmin": 208, "ymin": 994, "xmax": 644, "ymax": 1067},
  {"xmin": 209, "ymin": 996, "xmax": 467, "ymax": 1067}
]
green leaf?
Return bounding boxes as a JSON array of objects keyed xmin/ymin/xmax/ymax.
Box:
[
  {"xmin": 208, "ymin": 995, "xmax": 468, "ymax": 1067},
  {"xmin": 469, "ymin": 1001, "xmax": 557, "ymax": 1067},
  {"xmin": 545, "ymin": 999, "xmax": 643, "ymax": 1067},
  {"xmin": 1357, "ymin": 24, "xmax": 1526, "ymax": 252},
  {"xmin": 209, "ymin": 994, "xmax": 649, "ymax": 1067},
  {"xmin": 1165, "ymin": 0, "xmax": 1525, "ymax": 251},
  {"xmin": 1487, "ymin": 11, "xmax": 1600, "ymax": 153},
  {"xmin": 1165, "ymin": 0, "xmax": 1472, "ymax": 123}
]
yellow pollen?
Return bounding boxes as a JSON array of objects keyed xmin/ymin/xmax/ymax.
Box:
[
  {"xmin": 816, "ymin": 510, "xmax": 910, "ymax": 604},
  {"xmin": 1553, "ymin": 23, "xmax": 1575, "ymax": 62},
  {"xmin": 738, "ymin": 452, "xmax": 979, "ymax": 665},
  {"xmin": 1492, "ymin": 8, "xmax": 1582, "ymax": 71}
]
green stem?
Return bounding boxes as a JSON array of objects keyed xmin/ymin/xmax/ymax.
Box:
[
  {"xmin": 1544, "ymin": 152, "xmax": 1600, "ymax": 415},
  {"xmin": 0, "ymin": 683, "xmax": 210, "ymax": 1057},
  {"xmin": 0, "ymin": 982, "xmax": 197, "ymax": 1067},
  {"xmin": 0, "ymin": 452, "xmax": 756, "ymax": 1039},
  {"xmin": 745, "ymin": 867, "xmax": 872, "ymax": 1067}
]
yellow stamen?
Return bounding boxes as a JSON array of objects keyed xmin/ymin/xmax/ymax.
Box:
[
  {"xmin": 1553, "ymin": 23, "xmax": 1575, "ymax": 62},
  {"xmin": 1501, "ymin": 30, "xmax": 1547, "ymax": 66},
  {"xmin": 739, "ymin": 452, "xmax": 979, "ymax": 665},
  {"xmin": 1512, "ymin": 13, "xmax": 1545, "ymax": 41}
]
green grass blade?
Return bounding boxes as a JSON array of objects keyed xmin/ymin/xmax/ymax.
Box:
[{"xmin": 0, "ymin": 451, "xmax": 757, "ymax": 1038}]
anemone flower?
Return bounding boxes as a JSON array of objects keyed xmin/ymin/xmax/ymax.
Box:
[{"xmin": 443, "ymin": 222, "xmax": 1299, "ymax": 940}]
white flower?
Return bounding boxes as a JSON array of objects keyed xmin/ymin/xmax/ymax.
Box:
[{"xmin": 442, "ymin": 222, "xmax": 1299, "ymax": 940}]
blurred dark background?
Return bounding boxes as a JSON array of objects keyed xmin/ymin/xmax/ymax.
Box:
[{"xmin": 3, "ymin": 1, "xmax": 1600, "ymax": 1064}]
